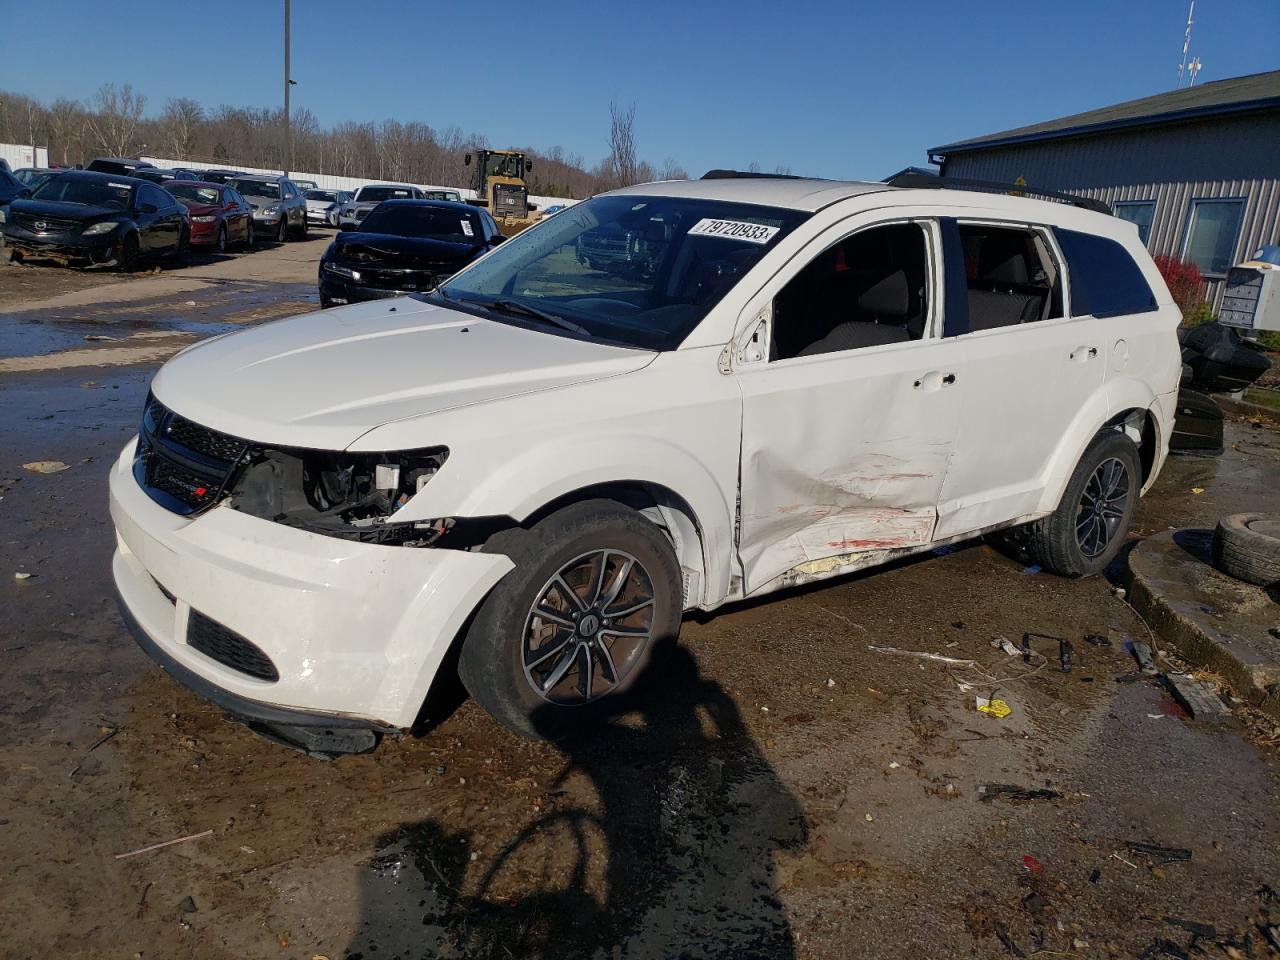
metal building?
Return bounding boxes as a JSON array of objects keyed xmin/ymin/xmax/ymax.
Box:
[{"xmin": 928, "ymin": 70, "xmax": 1280, "ymax": 304}]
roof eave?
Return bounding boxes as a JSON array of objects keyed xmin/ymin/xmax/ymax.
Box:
[{"xmin": 930, "ymin": 96, "xmax": 1280, "ymax": 157}]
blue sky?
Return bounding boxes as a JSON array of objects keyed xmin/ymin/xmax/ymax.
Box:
[{"xmin": 3, "ymin": 0, "xmax": 1277, "ymax": 179}]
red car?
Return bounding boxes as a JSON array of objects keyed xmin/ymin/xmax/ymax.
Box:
[{"xmin": 164, "ymin": 181, "xmax": 256, "ymax": 253}]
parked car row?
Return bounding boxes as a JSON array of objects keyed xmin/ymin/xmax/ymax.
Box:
[{"xmin": 1, "ymin": 164, "xmax": 316, "ymax": 271}]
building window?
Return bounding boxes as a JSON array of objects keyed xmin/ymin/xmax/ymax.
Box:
[
  {"xmin": 1114, "ymin": 201, "xmax": 1155, "ymax": 245},
  {"xmin": 1183, "ymin": 198, "xmax": 1245, "ymax": 277}
]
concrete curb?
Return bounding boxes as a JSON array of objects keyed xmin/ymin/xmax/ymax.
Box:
[{"xmin": 1124, "ymin": 530, "xmax": 1280, "ymax": 718}]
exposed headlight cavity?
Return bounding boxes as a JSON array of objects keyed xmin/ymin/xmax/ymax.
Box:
[{"xmin": 228, "ymin": 446, "xmax": 450, "ymax": 544}]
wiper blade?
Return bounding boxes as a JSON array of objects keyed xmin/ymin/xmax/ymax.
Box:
[{"xmin": 456, "ymin": 295, "xmax": 592, "ymax": 337}]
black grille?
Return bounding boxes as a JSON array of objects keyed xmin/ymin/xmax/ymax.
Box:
[
  {"xmin": 134, "ymin": 395, "xmax": 247, "ymax": 516},
  {"xmin": 187, "ymin": 609, "xmax": 279, "ymax": 681},
  {"xmin": 149, "ymin": 457, "xmax": 221, "ymax": 510},
  {"xmin": 163, "ymin": 415, "xmax": 245, "ymax": 462},
  {"xmin": 13, "ymin": 212, "xmax": 80, "ymax": 233}
]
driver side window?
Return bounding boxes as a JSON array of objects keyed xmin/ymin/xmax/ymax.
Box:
[{"xmin": 772, "ymin": 223, "xmax": 932, "ymax": 360}]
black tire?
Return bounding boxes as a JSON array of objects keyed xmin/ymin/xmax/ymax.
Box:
[
  {"xmin": 1212, "ymin": 514, "xmax": 1280, "ymax": 587},
  {"xmin": 244, "ymin": 221, "xmax": 256, "ymax": 249},
  {"xmin": 319, "ymin": 295, "xmax": 333, "ymax": 309},
  {"xmin": 458, "ymin": 499, "xmax": 683, "ymax": 739},
  {"xmin": 276, "ymin": 217, "xmax": 288, "ymax": 244},
  {"xmin": 172, "ymin": 227, "xmax": 189, "ymax": 264},
  {"xmin": 215, "ymin": 224, "xmax": 228, "ymax": 254},
  {"xmin": 118, "ymin": 233, "xmax": 139, "ymax": 273},
  {"xmin": 1024, "ymin": 431, "xmax": 1141, "ymax": 578}
]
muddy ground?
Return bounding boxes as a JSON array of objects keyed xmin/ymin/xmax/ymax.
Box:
[{"xmin": 2, "ymin": 245, "xmax": 1279, "ymax": 959}]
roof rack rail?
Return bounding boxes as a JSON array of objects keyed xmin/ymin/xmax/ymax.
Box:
[
  {"xmin": 885, "ymin": 171, "xmax": 1111, "ymax": 215},
  {"xmin": 701, "ymin": 169, "xmax": 810, "ymax": 181}
]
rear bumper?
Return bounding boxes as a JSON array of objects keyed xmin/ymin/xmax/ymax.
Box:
[{"xmin": 109, "ymin": 439, "xmax": 514, "ymax": 730}]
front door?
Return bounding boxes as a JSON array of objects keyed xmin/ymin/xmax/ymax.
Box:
[{"xmin": 734, "ymin": 218, "xmax": 964, "ymax": 593}]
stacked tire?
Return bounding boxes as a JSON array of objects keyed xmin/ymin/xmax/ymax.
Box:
[{"xmin": 1211, "ymin": 514, "xmax": 1280, "ymax": 588}]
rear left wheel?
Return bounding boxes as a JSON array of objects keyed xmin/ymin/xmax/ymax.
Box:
[
  {"xmin": 458, "ymin": 500, "xmax": 683, "ymax": 739},
  {"xmin": 1024, "ymin": 431, "xmax": 1141, "ymax": 578}
]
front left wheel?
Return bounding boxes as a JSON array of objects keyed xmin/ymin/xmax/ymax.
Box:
[{"xmin": 458, "ymin": 500, "xmax": 683, "ymax": 739}]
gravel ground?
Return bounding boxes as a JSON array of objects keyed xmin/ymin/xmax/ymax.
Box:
[{"xmin": 2, "ymin": 253, "xmax": 1278, "ymax": 959}]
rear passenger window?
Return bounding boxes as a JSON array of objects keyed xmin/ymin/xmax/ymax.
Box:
[
  {"xmin": 954, "ymin": 224, "xmax": 1063, "ymax": 332},
  {"xmin": 772, "ymin": 223, "xmax": 931, "ymax": 360},
  {"xmin": 1055, "ymin": 229, "xmax": 1157, "ymax": 318}
]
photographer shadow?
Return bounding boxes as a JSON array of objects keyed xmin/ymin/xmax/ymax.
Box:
[{"xmin": 344, "ymin": 646, "xmax": 808, "ymax": 959}]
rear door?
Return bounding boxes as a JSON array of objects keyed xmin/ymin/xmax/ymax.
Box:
[
  {"xmin": 734, "ymin": 214, "xmax": 965, "ymax": 593},
  {"xmin": 932, "ymin": 218, "xmax": 1107, "ymax": 539}
]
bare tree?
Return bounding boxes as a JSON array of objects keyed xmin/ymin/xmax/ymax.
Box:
[
  {"xmin": 159, "ymin": 97, "xmax": 203, "ymax": 159},
  {"xmin": 659, "ymin": 157, "xmax": 689, "ymax": 181},
  {"xmin": 606, "ymin": 101, "xmax": 638, "ymax": 189},
  {"xmin": 47, "ymin": 98, "xmax": 87, "ymax": 165},
  {"xmin": 86, "ymin": 83, "xmax": 146, "ymax": 156}
]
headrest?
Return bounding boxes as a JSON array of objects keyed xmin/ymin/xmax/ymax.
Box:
[
  {"xmin": 858, "ymin": 270, "xmax": 910, "ymax": 318},
  {"xmin": 982, "ymin": 253, "xmax": 1030, "ymax": 285}
]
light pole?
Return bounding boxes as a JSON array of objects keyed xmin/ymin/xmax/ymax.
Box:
[{"xmin": 283, "ymin": 0, "xmax": 293, "ymax": 175}]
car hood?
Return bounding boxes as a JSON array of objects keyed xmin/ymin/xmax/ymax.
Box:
[
  {"xmin": 9, "ymin": 198, "xmax": 121, "ymax": 222},
  {"xmin": 150, "ymin": 297, "xmax": 655, "ymax": 450},
  {"xmin": 241, "ymin": 195, "xmax": 279, "ymax": 210},
  {"xmin": 331, "ymin": 232, "xmax": 479, "ymax": 264}
]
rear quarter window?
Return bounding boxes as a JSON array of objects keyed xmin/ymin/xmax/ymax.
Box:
[{"xmin": 1055, "ymin": 228, "xmax": 1158, "ymax": 318}]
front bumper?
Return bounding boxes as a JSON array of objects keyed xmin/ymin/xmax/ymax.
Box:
[
  {"xmin": 3, "ymin": 226, "xmax": 118, "ymax": 262},
  {"xmin": 109, "ymin": 439, "xmax": 514, "ymax": 730},
  {"xmin": 319, "ymin": 270, "xmax": 426, "ymax": 303}
]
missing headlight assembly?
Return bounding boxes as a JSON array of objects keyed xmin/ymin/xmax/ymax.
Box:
[{"xmin": 227, "ymin": 446, "xmax": 451, "ymax": 544}]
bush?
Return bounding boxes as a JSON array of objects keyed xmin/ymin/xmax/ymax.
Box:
[
  {"xmin": 1154, "ymin": 255, "xmax": 1211, "ymax": 324},
  {"xmin": 1258, "ymin": 331, "xmax": 1280, "ymax": 352}
]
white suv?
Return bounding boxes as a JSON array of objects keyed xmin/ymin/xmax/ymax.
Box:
[{"xmin": 110, "ymin": 175, "xmax": 1181, "ymax": 750}]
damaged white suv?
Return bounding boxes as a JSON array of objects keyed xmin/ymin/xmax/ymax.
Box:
[{"xmin": 110, "ymin": 174, "xmax": 1181, "ymax": 750}]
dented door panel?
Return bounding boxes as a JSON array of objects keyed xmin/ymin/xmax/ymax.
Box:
[{"xmin": 735, "ymin": 338, "xmax": 962, "ymax": 593}]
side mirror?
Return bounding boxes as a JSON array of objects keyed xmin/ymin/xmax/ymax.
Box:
[
  {"xmin": 525, "ymin": 160, "xmax": 533, "ymax": 172},
  {"xmin": 464, "ymin": 153, "xmax": 472, "ymax": 166},
  {"xmin": 338, "ymin": 222, "xmax": 354, "ymax": 232},
  {"xmin": 490, "ymin": 234, "xmax": 507, "ymax": 245},
  {"xmin": 18, "ymin": 188, "xmax": 31, "ymax": 199}
]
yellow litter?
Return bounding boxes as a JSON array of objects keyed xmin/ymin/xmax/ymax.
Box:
[{"xmin": 976, "ymin": 696, "xmax": 1012, "ymax": 719}]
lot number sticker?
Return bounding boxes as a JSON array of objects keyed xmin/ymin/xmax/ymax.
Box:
[
  {"xmin": 460, "ymin": 220, "xmax": 474, "ymax": 237},
  {"xmin": 687, "ymin": 218, "xmax": 780, "ymax": 245}
]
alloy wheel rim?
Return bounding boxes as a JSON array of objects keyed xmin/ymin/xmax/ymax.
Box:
[
  {"xmin": 1076, "ymin": 457, "xmax": 1129, "ymax": 558},
  {"xmin": 522, "ymin": 549, "xmax": 655, "ymax": 705}
]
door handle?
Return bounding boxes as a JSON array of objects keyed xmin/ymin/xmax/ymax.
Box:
[{"xmin": 913, "ymin": 371, "xmax": 957, "ymax": 391}]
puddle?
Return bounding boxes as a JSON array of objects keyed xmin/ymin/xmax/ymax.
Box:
[{"xmin": 0, "ymin": 281, "xmax": 318, "ymax": 359}]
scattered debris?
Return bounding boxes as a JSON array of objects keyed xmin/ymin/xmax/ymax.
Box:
[
  {"xmin": 990, "ymin": 636, "xmax": 1020, "ymax": 657},
  {"xmin": 1163, "ymin": 673, "xmax": 1230, "ymax": 719},
  {"xmin": 888, "ymin": 761, "xmax": 901, "ymax": 769},
  {"xmin": 1126, "ymin": 842, "xmax": 1192, "ymax": 863},
  {"xmin": 1089, "ymin": 868, "xmax": 1102, "ymax": 884},
  {"xmin": 69, "ymin": 726, "xmax": 119, "ymax": 777},
  {"xmin": 1163, "ymin": 917, "xmax": 1216, "ymax": 938},
  {"xmin": 1139, "ymin": 939, "xmax": 1190, "ymax": 960},
  {"xmin": 825, "ymin": 678, "xmax": 836, "ymax": 687},
  {"xmin": 22, "ymin": 460, "xmax": 70, "ymax": 474},
  {"xmin": 83, "ymin": 334, "xmax": 122, "ymax": 342},
  {"xmin": 1020, "ymin": 854, "xmax": 1044, "ymax": 874},
  {"xmin": 864, "ymin": 813, "xmax": 874, "ymax": 822},
  {"xmin": 114, "ymin": 828, "xmax": 214, "ymax": 860},
  {"xmin": 978, "ymin": 784, "xmax": 1062, "ymax": 803},
  {"xmin": 14, "ymin": 571, "xmax": 32, "ymax": 581},
  {"xmin": 178, "ymin": 895, "xmax": 198, "ymax": 914},
  {"xmin": 1111, "ymin": 852, "xmax": 1139, "ymax": 869},
  {"xmin": 1129, "ymin": 640, "xmax": 1158, "ymax": 675},
  {"xmin": 1191, "ymin": 486, "xmax": 1206, "ymax": 495},
  {"xmin": 867, "ymin": 644, "xmax": 976, "ymax": 667},
  {"xmin": 135, "ymin": 882, "xmax": 152, "ymax": 920},
  {"xmin": 1020, "ymin": 632, "xmax": 1072, "ymax": 673},
  {"xmin": 976, "ymin": 697, "xmax": 1012, "ymax": 719},
  {"xmin": 1084, "ymin": 632, "xmax": 1110, "ymax": 647},
  {"xmin": 1022, "ymin": 565, "xmax": 1042, "ymax": 575}
]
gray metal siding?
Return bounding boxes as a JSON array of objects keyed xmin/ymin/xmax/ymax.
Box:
[{"xmin": 941, "ymin": 114, "xmax": 1280, "ymax": 302}]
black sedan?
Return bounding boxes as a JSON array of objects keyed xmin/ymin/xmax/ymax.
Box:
[
  {"xmin": 319, "ymin": 200, "xmax": 505, "ymax": 307},
  {"xmin": 2, "ymin": 170, "xmax": 189, "ymax": 270},
  {"xmin": 0, "ymin": 168, "xmax": 31, "ymax": 208}
]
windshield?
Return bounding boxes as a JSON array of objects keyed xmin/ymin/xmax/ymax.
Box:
[
  {"xmin": 484, "ymin": 154, "xmax": 523, "ymax": 178},
  {"xmin": 432, "ymin": 194, "xmax": 808, "ymax": 350},
  {"xmin": 423, "ymin": 190, "xmax": 459, "ymax": 201},
  {"xmin": 167, "ymin": 184, "xmax": 221, "ymax": 205},
  {"xmin": 32, "ymin": 176, "xmax": 133, "ymax": 210},
  {"xmin": 15, "ymin": 169, "xmax": 52, "ymax": 188},
  {"xmin": 229, "ymin": 179, "xmax": 280, "ymax": 200},
  {"xmin": 358, "ymin": 186, "xmax": 413, "ymax": 202},
  {"xmin": 306, "ymin": 189, "xmax": 338, "ymax": 202},
  {"xmin": 359, "ymin": 204, "xmax": 481, "ymax": 243}
]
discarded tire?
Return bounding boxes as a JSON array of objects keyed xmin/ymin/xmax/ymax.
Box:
[{"xmin": 1211, "ymin": 513, "xmax": 1280, "ymax": 587}]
